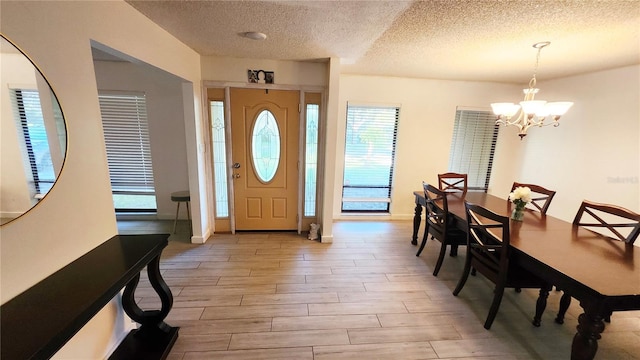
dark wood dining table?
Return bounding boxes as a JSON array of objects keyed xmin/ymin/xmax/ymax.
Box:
[{"xmin": 411, "ymin": 190, "xmax": 640, "ymax": 360}]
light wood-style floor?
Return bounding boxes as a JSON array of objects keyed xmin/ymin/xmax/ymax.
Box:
[{"xmin": 121, "ymin": 220, "xmax": 640, "ymax": 360}]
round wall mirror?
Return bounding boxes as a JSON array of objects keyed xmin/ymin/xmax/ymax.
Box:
[{"xmin": 1, "ymin": 34, "xmax": 67, "ymax": 225}]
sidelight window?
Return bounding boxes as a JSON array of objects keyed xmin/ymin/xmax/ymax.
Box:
[
  {"xmin": 210, "ymin": 100, "xmax": 229, "ymax": 217},
  {"xmin": 304, "ymin": 103, "xmax": 319, "ymax": 216}
]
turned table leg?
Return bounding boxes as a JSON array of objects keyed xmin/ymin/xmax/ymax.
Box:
[
  {"xmin": 532, "ymin": 284, "xmax": 551, "ymax": 327},
  {"xmin": 555, "ymin": 291, "xmax": 572, "ymax": 324},
  {"xmin": 571, "ymin": 304, "xmax": 605, "ymax": 360},
  {"xmin": 412, "ymin": 198, "xmax": 423, "ymax": 245}
]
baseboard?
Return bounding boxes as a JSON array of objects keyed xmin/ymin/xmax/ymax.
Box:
[
  {"xmin": 391, "ymin": 214, "xmax": 420, "ymax": 221},
  {"xmin": 116, "ymin": 213, "xmax": 158, "ymax": 221},
  {"xmin": 335, "ymin": 214, "xmax": 418, "ymax": 221},
  {"xmin": 190, "ymin": 228, "xmax": 210, "ymax": 244}
]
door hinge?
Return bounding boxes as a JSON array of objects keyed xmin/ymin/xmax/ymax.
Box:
[{"xmin": 298, "ymin": 104, "xmax": 302, "ymax": 113}]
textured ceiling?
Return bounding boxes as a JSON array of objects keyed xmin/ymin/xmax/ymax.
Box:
[{"xmin": 126, "ymin": 0, "xmax": 640, "ymax": 83}]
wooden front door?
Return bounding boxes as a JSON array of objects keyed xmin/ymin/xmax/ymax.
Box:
[{"xmin": 230, "ymin": 88, "xmax": 299, "ymax": 230}]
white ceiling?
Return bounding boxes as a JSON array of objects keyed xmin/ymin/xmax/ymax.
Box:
[{"xmin": 125, "ymin": 0, "xmax": 640, "ymax": 84}]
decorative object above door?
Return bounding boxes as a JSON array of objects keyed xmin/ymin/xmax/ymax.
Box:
[{"xmin": 247, "ymin": 69, "xmax": 274, "ymax": 84}]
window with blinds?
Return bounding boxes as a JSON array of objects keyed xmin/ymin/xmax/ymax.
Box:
[
  {"xmin": 448, "ymin": 109, "xmax": 499, "ymax": 191},
  {"xmin": 98, "ymin": 92, "xmax": 157, "ymax": 211},
  {"xmin": 342, "ymin": 104, "xmax": 399, "ymax": 212},
  {"xmin": 10, "ymin": 89, "xmax": 55, "ymax": 195}
]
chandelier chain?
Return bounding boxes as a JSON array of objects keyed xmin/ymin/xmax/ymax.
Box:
[{"xmin": 530, "ymin": 41, "xmax": 550, "ymax": 88}]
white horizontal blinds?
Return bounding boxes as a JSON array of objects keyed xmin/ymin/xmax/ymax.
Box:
[
  {"xmin": 342, "ymin": 104, "xmax": 399, "ymax": 212},
  {"xmin": 448, "ymin": 109, "xmax": 498, "ymax": 191},
  {"xmin": 10, "ymin": 89, "xmax": 55, "ymax": 194},
  {"xmin": 99, "ymin": 92, "xmax": 155, "ymax": 195}
]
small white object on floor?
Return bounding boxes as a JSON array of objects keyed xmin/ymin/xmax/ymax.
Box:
[{"xmin": 308, "ymin": 223, "xmax": 319, "ymax": 240}]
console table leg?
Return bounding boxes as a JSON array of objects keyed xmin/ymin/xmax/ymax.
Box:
[
  {"xmin": 122, "ymin": 255, "xmax": 174, "ymax": 330},
  {"xmin": 112, "ymin": 254, "xmax": 178, "ymax": 360},
  {"xmin": 412, "ymin": 202, "xmax": 422, "ymax": 245},
  {"xmin": 571, "ymin": 311, "xmax": 605, "ymax": 360}
]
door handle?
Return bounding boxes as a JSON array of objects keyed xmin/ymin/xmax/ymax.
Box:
[{"xmin": 233, "ymin": 163, "xmax": 241, "ymax": 169}]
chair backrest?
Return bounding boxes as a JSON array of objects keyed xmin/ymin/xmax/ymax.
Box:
[
  {"xmin": 423, "ymin": 182, "xmax": 449, "ymax": 241},
  {"xmin": 510, "ymin": 182, "xmax": 556, "ymax": 214},
  {"xmin": 573, "ymin": 200, "xmax": 640, "ymax": 244},
  {"xmin": 438, "ymin": 172, "xmax": 468, "ymax": 196},
  {"xmin": 464, "ymin": 201, "xmax": 510, "ymax": 281}
]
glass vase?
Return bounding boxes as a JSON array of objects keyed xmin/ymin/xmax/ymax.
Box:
[{"xmin": 511, "ymin": 207, "xmax": 525, "ymax": 221}]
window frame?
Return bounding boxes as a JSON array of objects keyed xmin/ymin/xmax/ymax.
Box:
[
  {"xmin": 303, "ymin": 96, "xmax": 321, "ymax": 218},
  {"xmin": 98, "ymin": 91, "xmax": 157, "ymax": 212},
  {"xmin": 341, "ymin": 103, "xmax": 400, "ymax": 213},
  {"xmin": 210, "ymin": 98, "xmax": 230, "ymax": 218}
]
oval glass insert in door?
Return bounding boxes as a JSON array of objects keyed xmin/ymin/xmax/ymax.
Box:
[{"xmin": 251, "ymin": 110, "xmax": 280, "ymax": 182}]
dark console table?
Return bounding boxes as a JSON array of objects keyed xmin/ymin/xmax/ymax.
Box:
[{"xmin": 1, "ymin": 234, "xmax": 178, "ymax": 360}]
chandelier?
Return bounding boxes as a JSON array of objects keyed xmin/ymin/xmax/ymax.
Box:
[{"xmin": 491, "ymin": 41, "xmax": 573, "ymax": 139}]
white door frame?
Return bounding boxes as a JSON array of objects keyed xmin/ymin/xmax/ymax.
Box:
[{"xmin": 203, "ymin": 81, "xmax": 325, "ymax": 234}]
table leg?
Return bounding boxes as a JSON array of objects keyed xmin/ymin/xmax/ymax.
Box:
[
  {"xmin": 122, "ymin": 255, "xmax": 175, "ymax": 331},
  {"xmin": 412, "ymin": 201, "xmax": 422, "ymax": 245},
  {"xmin": 571, "ymin": 305, "xmax": 605, "ymax": 360},
  {"xmin": 111, "ymin": 255, "xmax": 179, "ymax": 359},
  {"xmin": 555, "ymin": 292, "xmax": 572, "ymax": 324},
  {"xmin": 532, "ymin": 284, "xmax": 551, "ymax": 327}
]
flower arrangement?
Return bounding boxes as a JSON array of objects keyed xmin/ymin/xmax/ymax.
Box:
[{"xmin": 508, "ymin": 186, "xmax": 532, "ymax": 221}]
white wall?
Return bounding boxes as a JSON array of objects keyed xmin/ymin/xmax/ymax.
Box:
[
  {"xmin": 337, "ymin": 75, "xmax": 522, "ymax": 220},
  {"xmin": 335, "ymin": 68, "xmax": 639, "ymax": 224},
  {"xmin": 0, "ymin": 1, "xmax": 202, "ymax": 358},
  {"xmin": 511, "ymin": 65, "xmax": 640, "ymax": 221},
  {"xmin": 321, "ymin": 57, "xmax": 342, "ymax": 241},
  {"xmin": 93, "ymin": 60, "xmax": 190, "ymax": 220},
  {"xmin": 201, "ymin": 56, "xmax": 327, "ymax": 86}
]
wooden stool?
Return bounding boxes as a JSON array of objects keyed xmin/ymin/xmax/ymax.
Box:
[{"xmin": 171, "ymin": 191, "xmax": 191, "ymax": 236}]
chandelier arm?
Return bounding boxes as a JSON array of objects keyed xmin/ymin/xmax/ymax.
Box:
[
  {"xmin": 540, "ymin": 120, "xmax": 561, "ymax": 128},
  {"xmin": 530, "ymin": 116, "xmax": 545, "ymax": 127},
  {"xmin": 498, "ymin": 111, "xmax": 525, "ymax": 128}
]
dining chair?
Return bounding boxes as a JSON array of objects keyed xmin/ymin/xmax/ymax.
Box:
[
  {"xmin": 554, "ymin": 200, "xmax": 640, "ymax": 324},
  {"xmin": 438, "ymin": 172, "xmax": 468, "ymax": 196},
  {"xmin": 510, "ymin": 182, "xmax": 556, "ymax": 214},
  {"xmin": 416, "ymin": 182, "xmax": 467, "ymax": 276},
  {"xmin": 453, "ymin": 201, "xmax": 551, "ymax": 329}
]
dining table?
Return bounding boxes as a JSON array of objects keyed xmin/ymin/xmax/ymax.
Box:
[{"xmin": 411, "ymin": 190, "xmax": 640, "ymax": 360}]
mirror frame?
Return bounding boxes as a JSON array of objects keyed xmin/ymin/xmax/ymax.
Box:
[{"xmin": 0, "ymin": 33, "xmax": 68, "ymax": 225}]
